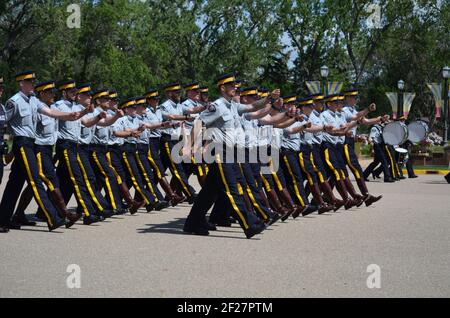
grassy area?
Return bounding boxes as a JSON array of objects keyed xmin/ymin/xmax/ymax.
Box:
[{"xmin": 412, "ymin": 165, "xmax": 449, "ymax": 171}]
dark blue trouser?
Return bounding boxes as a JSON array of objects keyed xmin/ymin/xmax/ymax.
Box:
[
  {"xmin": 185, "ymin": 150, "xmax": 260, "ymax": 231},
  {"xmin": 281, "ymin": 149, "xmax": 308, "ymax": 207},
  {"xmin": 56, "ymin": 141, "xmax": 99, "ymax": 216},
  {"xmin": 0, "ymin": 137, "xmax": 62, "ymax": 227},
  {"xmin": 363, "ymin": 143, "xmax": 392, "ymax": 180}
]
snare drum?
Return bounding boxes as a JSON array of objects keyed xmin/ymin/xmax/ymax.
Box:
[
  {"xmin": 382, "ymin": 122, "xmax": 408, "ymax": 145},
  {"xmin": 407, "ymin": 121, "xmax": 429, "ymax": 143}
]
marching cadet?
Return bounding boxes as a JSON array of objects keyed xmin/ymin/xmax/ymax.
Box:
[
  {"xmin": 134, "ymin": 96, "xmax": 170, "ymax": 211},
  {"xmin": 300, "ymin": 95, "xmax": 346, "ymax": 211},
  {"xmin": 363, "ymin": 122, "xmax": 395, "ymax": 182},
  {"xmin": 181, "ymin": 82, "xmax": 208, "ymax": 186},
  {"xmin": 106, "ymin": 91, "xmax": 145, "ymax": 215},
  {"xmin": 144, "ymin": 89, "xmax": 185, "ymax": 206},
  {"xmin": 54, "ymin": 82, "xmax": 108, "ymax": 225},
  {"xmin": 0, "ymin": 76, "xmax": 7, "ymax": 184},
  {"xmin": 320, "ymin": 94, "xmax": 363, "ymax": 209},
  {"xmin": 160, "ymin": 82, "xmax": 197, "ymax": 202},
  {"xmin": 254, "ymin": 89, "xmax": 292, "ymax": 218},
  {"xmin": 238, "ymin": 86, "xmax": 280, "ymax": 224},
  {"xmin": 297, "ymin": 97, "xmax": 336, "ymax": 213},
  {"xmin": 12, "ymin": 81, "xmax": 83, "ymax": 228},
  {"xmin": 258, "ymin": 97, "xmax": 305, "ymax": 221},
  {"xmin": 199, "ymin": 86, "xmax": 209, "ymax": 104},
  {"xmin": 113, "ymin": 98, "xmax": 158, "ymax": 212},
  {"xmin": 90, "ymin": 89, "xmax": 128, "ymax": 214},
  {"xmin": 0, "ymin": 71, "xmax": 85, "ymax": 233},
  {"xmin": 341, "ymin": 89, "xmax": 382, "ymax": 206},
  {"xmin": 75, "ymin": 89, "xmax": 116, "ymax": 219},
  {"xmin": 279, "ymin": 95, "xmax": 321, "ymax": 216},
  {"xmin": 183, "ymin": 73, "xmax": 273, "ymax": 238},
  {"xmin": 333, "ymin": 95, "xmax": 366, "ymax": 205}
]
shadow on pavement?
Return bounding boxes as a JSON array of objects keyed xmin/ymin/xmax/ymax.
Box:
[{"xmin": 137, "ymin": 218, "xmax": 260, "ymax": 240}]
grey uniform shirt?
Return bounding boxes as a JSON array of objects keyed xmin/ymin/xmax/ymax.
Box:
[
  {"xmin": 241, "ymin": 116, "xmax": 259, "ymax": 149},
  {"xmin": 181, "ymin": 99, "xmax": 200, "ymax": 131},
  {"xmin": 136, "ymin": 114, "xmax": 149, "ymax": 145},
  {"xmin": 53, "ymin": 99, "xmax": 81, "ymax": 142},
  {"xmin": 370, "ymin": 125, "xmax": 384, "ymax": 144},
  {"xmin": 308, "ymin": 110, "xmax": 324, "ymax": 145},
  {"xmin": 92, "ymin": 107, "xmax": 111, "ymax": 145},
  {"xmin": 160, "ymin": 99, "xmax": 183, "ymax": 139},
  {"xmin": 302, "ymin": 114, "xmax": 315, "ymax": 146},
  {"xmin": 0, "ymin": 103, "xmax": 7, "ymax": 140},
  {"xmin": 199, "ymin": 97, "xmax": 237, "ymax": 148},
  {"xmin": 115, "ymin": 115, "xmax": 139, "ymax": 144},
  {"xmin": 281, "ymin": 120, "xmax": 306, "ymax": 151},
  {"xmin": 78, "ymin": 106, "xmax": 100, "ymax": 145},
  {"xmin": 4, "ymin": 92, "xmax": 45, "ymax": 138},
  {"xmin": 111, "ymin": 116, "xmax": 126, "ymax": 146},
  {"xmin": 107, "ymin": 109, "xmax": 121, "ymax": 146},
  {"xmin": 343, "ymin": 105, "xmax": 358, "ymax": 137},
  {"xmin": 257, "ymin": 124, "xmax": 273, "ymax": 148},
  {"xmin": 35, "ymin": 100, "xmax": 58, "ymax": 146},
  {"xmin": 335, "ymin": 111, "xmax": 347, "ymax": 144},
  {"xmin": 320, "ymin": 109, "xmax": 340, "ymax": 145},
  {"xmin": 145, "ymin": 106, "xmax": 163, "ymax": 138}
]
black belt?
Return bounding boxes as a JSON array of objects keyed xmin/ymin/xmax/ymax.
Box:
[
  {"xmin": 57, "ymin": 139, "xmax": 78, "ymax": 148},
  {"xmin": 14, "ymin": 136, "xmax": 35, "ymax": 142},
  {"xmin": 78, "ymin": 144, "xmax": 90, "ymax": 151},
  {"xmin": 123, "ymin": 143, "xmax": 137, "ymax": 151},
  {"xmin": 91, "ymin": 144, "xmax": 109, "ymax": 151}
]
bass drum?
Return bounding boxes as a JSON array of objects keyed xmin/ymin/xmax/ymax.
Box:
[
  {"xmin": 382, "ymin": 122, "xmax": 408, "ymax": 146},
  {"xmin": 407, "ymin": 121, "xmax": 429, "ymax": 143}
]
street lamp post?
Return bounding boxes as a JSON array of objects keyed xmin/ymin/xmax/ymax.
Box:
[
  {"xmin": 320, "ymin": 65, "xmax": 329, "ymax": 95},
  {"xmin": 397, "ymin": 79, "xmax": 405, "ymax": 119},
  {"xmin": 442, "ymin": 66, "xmax": 450, "ymax": 143}
]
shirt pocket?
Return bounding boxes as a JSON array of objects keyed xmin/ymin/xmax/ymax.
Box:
[
  {"xmin": 41, "ymin": 116, "xmax": 54, "ymax": 134},
  {"xmin": 96, "ymin": 126, "xmax": 109, "ymax": 140},
  {"xmin": 17, "ymin": 102, "xmax": 33, "ymax": 125}
]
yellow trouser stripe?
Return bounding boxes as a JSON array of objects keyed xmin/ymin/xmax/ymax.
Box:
[
  {"xmin": 135, "ymin": 152, "xmax": 158, "ymax": 202},
  {"xmin": 298, "ymin": 152, "xmax": 314, "ymax": 185},
  {"xmin": 92, "ymin": 152, "xmax": 117, "ymax": 209},
  {"xmin": 269, "ymin": 160, "xmax": 283, "ymax": 191},
  {"xmin": 344, "ymin": 144, "xmax": 361, "ymax": 180},
  {"xmin": 106, "ymin": 152, "xmax": 123, "ymax": 184},
  {"xmin": 122, "ymin": 152, "xmax": 150, "ymax": 205},
  {"xmin": 20, "ymin": 147, "xmax": 53, "ymax": 226},
  {"xmin": 324, "ymin": 148, "xmax": 341, "ymax": 181},
  {"xmin": 63, "ymin": 149, "xmax": 89, "ymax": 216},
  {"xmin": 165, "ymin": 142, "xmax": 190, "ymax": 196},
  {"xmin": 260, "ymin": 174, "xmax": 272, "ymax": 192},
  {"xmin": 283, "ymin": 155, "xmax": 305, "ymax": 206},
  {"xmin": 191, "ymin": 157, "xmax": 204, "ymax": 177},
  {"xmin": 36, "ymin": 152, "xmax": 55, "ymax": 191},
  {"xmin": 385, "ymin": 145, "xmax": 396, "ymax": 177},
  {"xmin": 310, "ymin": 152, "xmax": 325, "ymax": 183},
  {"xmin": 216, "ymin": 156, "xmax": 249, "ymax": 230},
  {"xmin": 76, "ymin": 153, "xmax": 103, "ymax": 211},
  {"xmin": 147, "ymin": 149, "xmax": 162, "ymax": 180},
  {"xmin": 246, "ymin": 187, "xmax": 268, "ymax": 220},
  {"xmin": 205, "ymin": 164, "xmax": 209, "ymax": 175}
]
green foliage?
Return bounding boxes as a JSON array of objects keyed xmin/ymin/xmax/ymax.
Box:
[{"xmin": 0, "ymin": 0, "xmax": 448, "ymax": 126}]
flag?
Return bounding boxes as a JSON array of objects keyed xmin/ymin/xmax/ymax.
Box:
[
  {"xmin": 305, "ymin": 81, "xmax": 321, "ymax": 95},
  {"xmin": 427, "ymin": 83, "xmax": 442, "ymax": 118},
  {"xmin": 327, "ymin": 82, "xmax": 343, "ymax": 95},
  {"xmin": 403, "ymin": 93, "xmax": 416, "ymax": 119},
  {"xmin": 385, "ymin": 92, "xmax": 398, "ymax": 119}
]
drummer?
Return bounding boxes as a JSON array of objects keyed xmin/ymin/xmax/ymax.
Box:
[
  {"xmin": 399, "ymin": 117, "xmax": 417, "ymax": 179},
  {"xmin": 371, "ymin": 118, "xmax": 403, "ymax": 181}
]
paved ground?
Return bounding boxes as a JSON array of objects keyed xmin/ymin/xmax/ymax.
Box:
[{"xmin": 0, "ymin": 165, "xmax": 449, "ymax": 298}]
